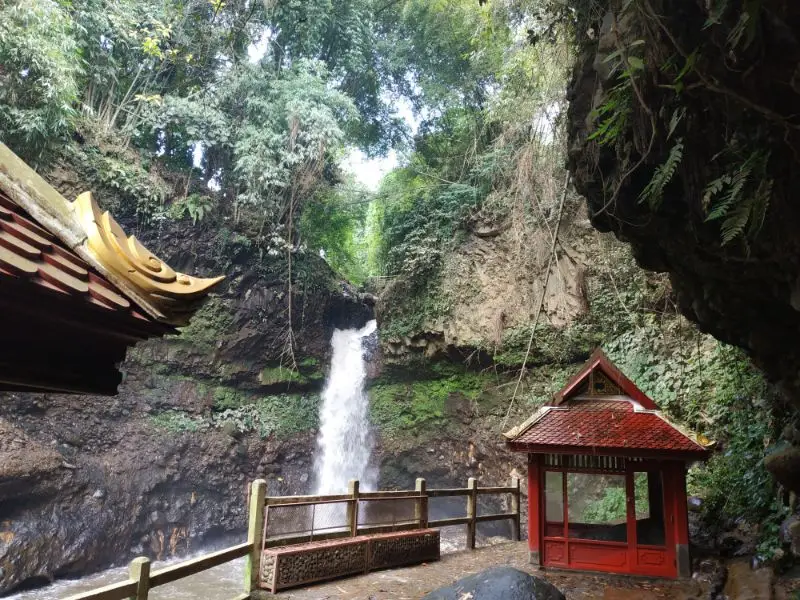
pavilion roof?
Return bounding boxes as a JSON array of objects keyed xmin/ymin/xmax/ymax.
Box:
[
  {"xmin": 0, "ymin": 143, "xmax": 223, "ymax": 326},
  {"xmin": 505, "ymin": 350, "xmax": 710, "ymax": 460},
  {"xmin": 0, "ymin": 188, "xmax": 165, "ymax": 327},
  {"xmin": 0, "ymin": 142, "xmax": 224, "ymax": 395}
]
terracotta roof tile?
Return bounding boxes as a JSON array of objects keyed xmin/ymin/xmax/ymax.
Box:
[
  {"xmin": 513, "ymin": 399, "xmax": 706, "ymax": 455},
  {"xmin": 0, "ymin": 189, "xmax": 154, "ymax": 324}
]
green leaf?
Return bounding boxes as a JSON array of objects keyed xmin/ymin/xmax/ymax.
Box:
[{"xmin": 627, "ymin": 56, "xmax": 644, "ymax": 71}]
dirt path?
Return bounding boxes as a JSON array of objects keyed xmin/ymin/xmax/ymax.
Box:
[{"xmin": 267, "ymin": 542, "xmax": 705, "ymax": 600}]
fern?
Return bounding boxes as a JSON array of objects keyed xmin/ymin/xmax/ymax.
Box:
[
  {"xmin": 704, "ymin": 149, "xmax": 772, "ymax": 245},
  {"xmin": 588, "ymin": 70, "xmax": 634, "ymax": 147},
  {"xmin": 639, "ymin": 139, "xmax": 684, "ymax": 209},
  {"xmin": 746, "ymin": 178, "xmax": 772, "ymax": 236},
  {"xmin": 588, "ymin": 86, "xmax": 632, "ymax": 146},
  {"xmin": 720, "ymin": 202, "xmax": 752, "ymax": 245},
  {"xmin": 702, "ymin": 176, "xmax": 728, "ymax": 212},
  {"xmin": 667, "ymin": 107, "xmax": 686, "ymax": 140}
]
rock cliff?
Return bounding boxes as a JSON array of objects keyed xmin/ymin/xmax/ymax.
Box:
[
  {"xmin": 565, "ymin": 0, "xmax": 800, "ymax": 490},
  {"xmin": 567, "ymin": 0, "xmax": 800, "ymax": 400}
]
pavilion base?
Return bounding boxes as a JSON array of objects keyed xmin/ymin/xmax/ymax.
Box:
[
  {"xmin": 676, "ymin": 544, "xmax": 691, "ymax": 578},
  {"xmin": 539, "ymin": 565, "xmax": 683, "ymax": 581},
  {"xmin": 529, "ymin": 550, "xmax": 541, "ymax": 565}
]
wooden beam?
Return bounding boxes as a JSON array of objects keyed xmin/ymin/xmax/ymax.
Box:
[
  {"xmin": 347, "ymin": 480, "xmax": 360, "ymax": 537},
  {"xmin": 415, "ymin": 478, "xmax": 427, "ymax": 528},
  {"xmin": 61, "ymin": 580, "xmax": 137, "ymax": 600},
  {"xmin": 427, "ymin": 517, "xmax": 471, "ymax": 527},
  {"xmin": 466, "ymin": 478, "xmax": 477, "ymax": 550},
  {"xmin": 244, "ymin": 480, "xmax": 266, "ymax": 593},
  {"xmin": 511, "ymin": 477, "xmax": 521, "ymax": 542},
  {"xmin": 149, "ymin": 543, "xmax": 251, "ymax": 588},
  {"xmin": 129, "ymin": 557, "xmax": 150, "ymax": 600}
]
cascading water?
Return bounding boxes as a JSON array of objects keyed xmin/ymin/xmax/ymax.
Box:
[{"xmin": 313, "ymin": 319, "xmax": 378, "ymax": 494}]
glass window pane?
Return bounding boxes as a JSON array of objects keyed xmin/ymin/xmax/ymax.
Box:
[
  {"xmin": 567, "ymin": 473, "xmax": 628, "ymax": 542},
  {"xmin": 545, "ymin": 471, "xmax": 564, "ymax": 522},
  {"xmin": 635, "ymin": 471, "xmax": 666, "ymax": 546},
  {"xmin": 634, "ymin": 472, "xmax": 650, "ymax": 519}
]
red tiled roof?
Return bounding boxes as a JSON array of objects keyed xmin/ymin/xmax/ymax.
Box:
[
  {"xmin": 0, "ymin": 189, "xmax": 159, "ymax": 325},
  {"xmin": 511, "ymin": 398, "xmax": 707, "ymax": 457}
]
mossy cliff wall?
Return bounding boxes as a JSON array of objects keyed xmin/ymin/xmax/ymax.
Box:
[
  {"xmin": 375, "ymin": 183, "xmax": 796, "ymax": 566},
  {"xmin": 564, "ymin": 0, "xmax": 800, "ymax": 498},
  {"xmin": 566, "ymin": 0, "xmax": 800, "ymax": 401}
]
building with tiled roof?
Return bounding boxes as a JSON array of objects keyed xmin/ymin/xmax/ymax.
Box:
[
  {"xmin": 0, "ymin": 142, "xmax": 223, "ymax": 395},
  {"xmin": 505, "ymin": 349, "xmax": 711, "ymax": 579}
]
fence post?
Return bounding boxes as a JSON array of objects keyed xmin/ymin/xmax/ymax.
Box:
[
  {"xmin": 347, "ymin": 479, "xmax": 360, "ymax": 537},
  {"xmin": 466, "ymin": 477, "xmax": 477, "ymax": 550},
  {"xmin": 511, "ymin": 476, "xmax": 521, "ymax": 541},
  {"xmin": 415, "ymin": 478, "xmax": 428, "ymax": 529},
  {"xmin": 129, "ymin": 556, "xmax": 150, "ymax": 600},
  {"xmin": 244, "ymin": 478, "xmax": 267, "ymax": 594}
]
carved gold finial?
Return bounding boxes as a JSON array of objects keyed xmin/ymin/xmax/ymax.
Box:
[{"xmin": 72, "ymin": 192, "xmax": 224, "ymax": 323}]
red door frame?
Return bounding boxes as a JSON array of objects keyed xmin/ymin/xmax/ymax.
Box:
[
  {"xmin": 535, "ymin": 457, "xmax": 677, "ymax": 578},
  {"xmin": 625, "ymin": 461, "xmax": 676, "ymax": 577}
]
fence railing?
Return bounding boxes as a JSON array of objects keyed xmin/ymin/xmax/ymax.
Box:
[
  {"xmin": 264, "ymin": 476, "xmax": 522, "ymax": 551},
  {"xmin": 61, "ymin": 476, "xmax": 521, "ymax": 600}
]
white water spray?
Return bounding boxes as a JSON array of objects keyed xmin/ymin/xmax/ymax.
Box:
[{"xmin": 313, "ymin": 319, "xmax": 378, "ymax": 494}]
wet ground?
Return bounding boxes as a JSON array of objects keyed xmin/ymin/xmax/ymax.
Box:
[
  {"xmin": 15, "ymin": 540, "xmax": 798, "ymax": 599},
  {"xmin": 269, "ymin": 542, "xmax": 706, "ymax": 600}
]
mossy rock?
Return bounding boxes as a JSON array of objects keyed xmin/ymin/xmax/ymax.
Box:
[{"xmin": 258, "ymin": 366, "xmax": 309, "ymax": 386}]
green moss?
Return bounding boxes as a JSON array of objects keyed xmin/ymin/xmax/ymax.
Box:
[
  {"xmin": 177, "ymin": 298, "xmax": 233, "ymax": 349},
  {"xmin": 214, "ymin": 394, "xmax": 320, "ymax": 439},
  {"xmin": 212, "ymin": 386, "xmax": 250, "ymax": 410},
  {"xmin": 491, "ymin": 321, "xmax": 601, "ymax": 368},
  {"xmin": 152, "ymin": 394, "xmax": 320, "ymax": 439},
  {"xmin": 369, "ymin": 371, "xmax": 485, "ymax": 437},
  {"xmin": 259, "ymin": 366, "xmax": 308, "ymax": 386},
  {"xmin": 150, "ymin": 410, "xmax": 208, "ymax": 433}
]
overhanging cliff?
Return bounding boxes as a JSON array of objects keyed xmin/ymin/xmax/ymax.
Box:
[{"xmin": 567, "ymin": 0, "xmax": 800, "ymax": 400}]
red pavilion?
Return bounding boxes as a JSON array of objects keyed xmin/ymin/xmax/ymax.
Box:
[{"xmin": 505, "ymin": 349, "xmax": 710, "ymax": 578}]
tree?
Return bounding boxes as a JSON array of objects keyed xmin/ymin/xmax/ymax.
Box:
[{"xmin": 0, "ymin": 0, "xmax": 82, "ymax": 163}]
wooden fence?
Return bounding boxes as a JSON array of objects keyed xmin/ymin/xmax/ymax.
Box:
[
  {"xmin": 61, "ymin": 477, "xmax": 521, "ymax": 600},
  {"xmin": 263, "ymin": 476, "xmax": 522, "ymax": 550}
]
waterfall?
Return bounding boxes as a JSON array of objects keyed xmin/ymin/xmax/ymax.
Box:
[{"xmin": 313, "ymin": 319, "xmax": 378, "ymax": 494}]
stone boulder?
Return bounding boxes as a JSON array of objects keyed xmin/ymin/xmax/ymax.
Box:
[
  {"xmin": 422, "ymin": 567, "xmax": 565, "ymax": 600},
  {"xmin": 781, "ymin": 514, "xmax": 800, "ymax": 557},
  {"xmin": 765, "ymin": 444, "xmax": 800, "ymax": 494}
]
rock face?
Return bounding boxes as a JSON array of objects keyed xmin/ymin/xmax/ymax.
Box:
[
  {"xmin": 421, "ymin": 567, "xmax": 565, "ymax": 600},
  {"xmin": 0, "ymin": 397, "xmax": 313, "ymax": 592},
  {"xmin": 0, "ymin": 208, "xmax": 376, "ymax": 593},
  {"xmin": 0, "ymin": 211, "xmax": 527, "ymax": 594},
  {"xmin": 566, "ymin": 0, "xmax": 800, "ymax": 401},
  {"xmin": 378, "ymin": 201, "xmax": 603, "ymax": 362}
]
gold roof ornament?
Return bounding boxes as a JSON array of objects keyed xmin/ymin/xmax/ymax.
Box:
[
  {"xmin": 73, "ymin": 191, "xmax": 224, "ymax": 324},
  {"xmin": 0, "ymin": 142, "xmax": 223, "ymax": 327}
]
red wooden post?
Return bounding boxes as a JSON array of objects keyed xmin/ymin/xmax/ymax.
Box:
[
  {"xmin": 527, "ymin": 453, "xmax": 542, "ymax": 565},
  {"xmin": 671, "ymin": 463, "xmax": 691, "ymax": 577}
]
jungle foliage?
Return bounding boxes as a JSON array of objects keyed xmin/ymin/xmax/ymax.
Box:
[{"xmin": 3, "ymin": 0, "xmax": 796, "ymax": 564}]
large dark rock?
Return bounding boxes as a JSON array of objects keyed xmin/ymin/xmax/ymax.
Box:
[
  {"xmin": 422, "ymin": 567, "xmax": 565, "ymax": 600},
  {"xmin": 764, "ymin": 444, "xmax": 800, "ymax": 493},
  {"xmin": 566, "ymin": 0, "xmax": 800, "ymax": 404}
]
